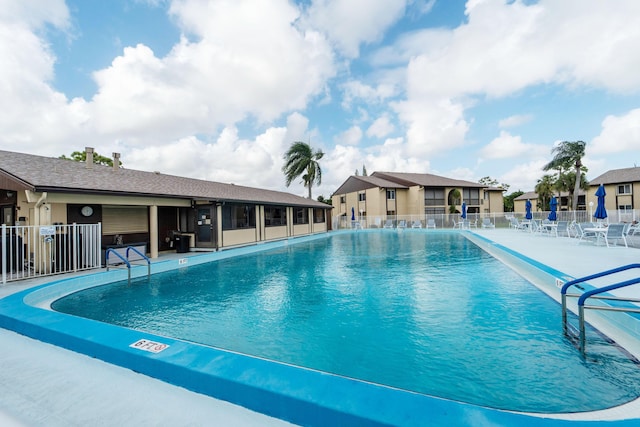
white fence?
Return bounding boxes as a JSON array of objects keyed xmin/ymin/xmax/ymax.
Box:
[
  {"xmin": 1, "ymin": 223, "xmax": 102, "ymax": 284},
  {"xmin": 333, "ymin": 210, "xmax": 639, "ymax": 231}
]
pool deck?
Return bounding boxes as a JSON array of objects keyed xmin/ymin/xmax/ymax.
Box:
[{"xmin": 2, "ymin": 229, "xmax": 640, "ymax": 426}]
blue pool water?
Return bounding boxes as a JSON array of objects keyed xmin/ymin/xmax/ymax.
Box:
[{"xmin": 52, "ymin": 232, "xmax": 640, "ymax": 413}]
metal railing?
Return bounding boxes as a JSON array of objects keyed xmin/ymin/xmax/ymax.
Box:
[
  {"xmin": 1, "ymin": 223, "xmax": 102, "ymax": 284},
  {"xmin": 105, "ymin": 245, "xmax": 151, "ymax": 284},
  {"xmin": 561, "ymin": 264, "xmax": 640, "ymax": 354},
  {"xmin": 332, "ymin": 209, "xmax": 640, "ymax": 231}
]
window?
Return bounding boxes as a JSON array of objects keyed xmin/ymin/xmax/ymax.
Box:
[
  {"xmin": 463, "ymin": 188, "xmax": 480, "ymax": 205},
  {"xmin": 425, "ymin": 207, "xmax": 445, "ymax": 215},
  {"xmin": 222, "ymin": 204, "xmax": 256, "ymax": 230},
  {"xmin": 619, "ymin": 204, "xmax": 633, "ymax": 211},
  {"xmin": 618, "ymin": 184, "xmax": 632, "ymax": 195},
  {"xmin": 102, "ymin": 206, "xmax": 148, "ymax": 234},
  {"xmin": 264, "ymin": 206, "xmax": 287, "ymax": 227},
  {"xmin": 424, "ymin": 188, "xmax": 445, "ymax": 206},
  {"xmin": 313, "ymin": 208, "xmax": 325, "ymax": 223},
  {"xmin": 386, "ymin": 210, "xmax": 396, "ymax": 216},
  {"xmin": 294, "ymin": 207, "xmax": 309, "ymax": 224},
  {"xmin": 387, "ymin": 189, "xmax": 396, "ymax": 200},
  {"xmin": 340, "ymin": 196, "xmax": 346, "ymax": 204},
  {"xmin": 358, "ymin": 192, "xmax": 366, "ymax": 201}
]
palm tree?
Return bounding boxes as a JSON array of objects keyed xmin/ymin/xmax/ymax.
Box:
[
  {"xmin": 535, "ymin": 174, "xmax": 555, "ymax": 211},
  {"xmin": 543, "ymin": 141, "xmax": 586, "ymax": 211},
  {"xmin": 282, "ymin": 141, "xmax": 324, "ymax": 199}
]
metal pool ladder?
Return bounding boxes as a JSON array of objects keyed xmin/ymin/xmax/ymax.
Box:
[
  {"xmin": 105, "ymin": 246, "xmax": 151, "ymax": 283},
  {"xmin": 561, "ymin": 263, "xmax": 640, "ymax": 354}
]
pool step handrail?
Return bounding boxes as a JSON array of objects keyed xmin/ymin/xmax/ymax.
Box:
[
  {"xmin": 105, "ymin": 246, "xmax": 151, "ymax": 283},
  {"xmin": 125, "ymin": 246, "xmax": 151, "ymax": 278},
  {"xmin": 561, "ymin": 263, "xmax": 640, "ymax": 354}
]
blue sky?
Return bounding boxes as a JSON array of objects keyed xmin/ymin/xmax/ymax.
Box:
[{"xmin": 2, "ymin": 0, "xmax": 640, "ymax": 199}]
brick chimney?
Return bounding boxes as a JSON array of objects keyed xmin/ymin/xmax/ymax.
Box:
[
  {"xmin": 85, "ymin": 147, "xmax": 94, "ymax": 168},
  {"xmin": 112, "ymin": 152, "xmax": 120, "ymax": 171}
]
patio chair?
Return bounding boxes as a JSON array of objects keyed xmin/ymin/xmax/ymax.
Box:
[
  {"xmin": 481, "ymin": 218, "xmax": 494, "ymax": 228},
  {"xmin": 604, "ymin": 224, "xmax": 628, "ymax": 248},
  {"xmin": 556, "ymin": 221, "xmax": 569, "ymax": 237},
  {"xmin": 411, "ymin": 220, "xmax": 422, "ymax": 229},
  {"xmin": 383, "ymin": 219, "xmax": 394, "ymax": 229},
  {"xmin": 468, "ymin": 219, "xmax": 477, "ymax": 229},
  {"xmin": 426, "ymin": 219, "xmax": 436, "ymax": 229},
  {"xmin": 397, "ymin": 220, "xmax": 407, "ymax": 229},
  {"xmin": 627, "ymin": 222, "xmax": 640, "ymax": 236},
  {"xmin": 576, "ymin": 223, "xmax": 598, "ymax": 244}
]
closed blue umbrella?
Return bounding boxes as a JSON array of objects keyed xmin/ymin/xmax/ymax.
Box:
[
  {"xmin": 351, "ymin": 207, "xmax": 355, "ymax": 221},
  {"xmin": 461, "ymin": 202, "xmax": 467, "ymax": 219},
  {"xmin": 594, "ymin": 185, "xmax": 607, "ymax": 220},
  {"xmin": 525, "ymin": 199, "xmax": 532, "ymax": 220},
  {"xmin": 548, "ymin": 196, "xmax": 557, "ymax": 221}
]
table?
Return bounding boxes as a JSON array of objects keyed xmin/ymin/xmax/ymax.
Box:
[{"xmin": 584, "ymin": 227, "xmax": 607, "ymax": 245}]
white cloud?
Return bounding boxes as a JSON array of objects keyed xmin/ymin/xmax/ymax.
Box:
[
  {"xmin": 341, "ymin": 80, "xmax": 397, "ymax": 109},
  {"xmin": 335, "ymin": 126, "xmax": 363, "ymax": 146},
  {"xmin": 402, "ymin": 0, "xmax": 640, "ymax": 99},
  {"xmin": 89, "ymin": 0, "xmax": 335, "ymax": 140},
  {"xmin": 479, "ymin": 131, "xmax": 547, "ymax": 161},
  {"xmin": 366, "ymin": 115, "xmax": 395, "ymax": 138},
  {"xmin": 498, "ymin": 114, "xmax": 533, "ymax": 128},
  {"xmin": 499, "ymin": 159, "xmax": 549, "ymax": 192},
  {"xmin": 590, "ymin": 108, "xmax": 640, "ymax": 155},
  {"xmin": 393, "ymin": 97, "xmax": 470, "ymax": 157},
  {"xmin": 304, "ymin": 0, "xmax": 407, "ymax": 57}
]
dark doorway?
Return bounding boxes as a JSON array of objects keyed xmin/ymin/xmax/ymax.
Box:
[{"xmin": 196, "ymin": 205, "xmax": 217, "ymax": 249}]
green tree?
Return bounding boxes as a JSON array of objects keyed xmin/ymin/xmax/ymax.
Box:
[
  {"xmin": 543, "ymin": 141, "xmax": 586, "ymax": 211},
  {"xmin": 503, "ymin": 190, "xmax": 524, "ymax": 212},
  {"xmin": 317, "ymin": 195, "xmax": 332, "ymax": 205},
  {"xmin": 362, "ymin": 164, "xmax": 367, "ymax": 176},
  {"xmin": 282, "ymin": 141, "xmax": 324, "ymax": 199},
  {"xmin": 535, "ymin": 175, "xmax": 555, "ymax": 210},
  {"xmin": 60, "ymin": 150, "xmax": 121, "ymax": 167}
]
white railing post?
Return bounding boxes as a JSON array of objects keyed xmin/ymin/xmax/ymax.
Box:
[{"xmin": 2, "ymin": 224, "xmax": 6, "ymax": 285}]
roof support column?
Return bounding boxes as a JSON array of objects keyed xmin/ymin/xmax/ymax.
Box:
[{"xmin": 149, "ymin": 205, "xmax": 158, "ymax": 259}]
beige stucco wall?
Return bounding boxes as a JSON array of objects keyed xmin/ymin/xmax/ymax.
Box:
[
  {"xmin": 293, "ymin": 223, "xmax": 311, "ymax": 236},
  {"xmin": 223, "ymin": 228, "xmax": 258, "ymax": 246},
  {"xmin": 484, "ymin": 191, "xmax": 504, "ymax": 213},
  {"xmin": 265, "ymin": 226, "xmax": 288, "ymax": 241},
  {"xmin": 406, "ymin": 186, "xmax": 424, "ymax": 215},
  {"xmin": 400, "ymin": 189, "xmax": 412, "ymax": 214},
  {"xmin": 312, "ymin": 221, "xmax": 327, "ymax": 233}
]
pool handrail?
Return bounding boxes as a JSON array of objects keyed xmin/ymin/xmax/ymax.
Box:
[
  {"xmin": 560, "ymin": 263, "xmax": 640, "ymax": 354},
  {"xmin": 125, "ymin": 246, "xmax": 151, "ymax": 277},
  {"xmin": 105, "ymin": 248, "xmax": 132, "ymax": 282},
  {"xmin": 105, "ymin": 246, "xmax": 151, "ymax": 283}
]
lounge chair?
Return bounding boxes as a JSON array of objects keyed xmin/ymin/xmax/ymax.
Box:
[
  {"xmin": 411, "ymin": 220, "xmax": 422, "ymax": 229},
  {"xmin": 383, "ymin": 219, "xmax": 394, "ymax": 229},
  {"xmin": 426, "ymin": 219, "xmax": 436, "ymax": 229},
  {"xmin": 627, "ymin": 223, "xmax": 640, "ymax": 236},
  {"xmin": 481, "ymin": 218, "xmax": 494, "ymax": 228},
  {"xmin": 397, "ymin": 220, "xmax": 407, "ymax": 229},
  {"xmin": 604, "ymin": 224, "xmax": 628, "ymax": 248}
]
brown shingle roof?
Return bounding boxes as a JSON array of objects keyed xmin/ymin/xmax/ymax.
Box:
[
  {"xmin": 332, "ymin": 175, "xmax": 408, "ymax": 195},
  {"xmin": 0, "ymin": 150, "xmax": 329, "ymax": 208},
  {"xmin": 589, "ymin": 167, "xmax": 640, "ymax": 185},
  {"xmin": 371, "ymin": 171, "xmax": 485, "ymax": 188}
]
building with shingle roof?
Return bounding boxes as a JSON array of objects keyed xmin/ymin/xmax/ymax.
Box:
[
  {"xmin": 331, "ymin": 171, "xmax": 504, "ymax": 226},
  {"xmin": 1, "ymin": 148, "xmax": 330, "ymax": 257},
  {"xmin": 589, "ymin": 166, "xmax": 640, "ymax": 213}
]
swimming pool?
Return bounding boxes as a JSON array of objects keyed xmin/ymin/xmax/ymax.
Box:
[{"xmin": 51, "ymin": 231, "xmax": 640, "ymax": 414}]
